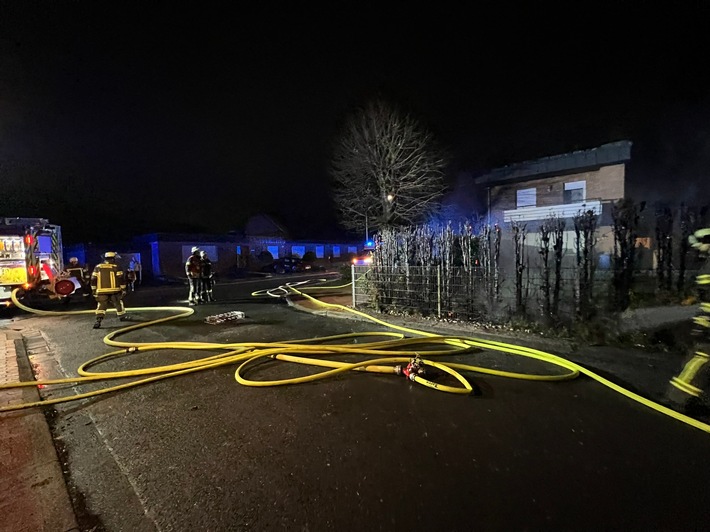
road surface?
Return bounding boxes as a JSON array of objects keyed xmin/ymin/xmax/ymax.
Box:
[{"xmin": 4, "ymin": 274, "xmax": 710, "ymax": 531}]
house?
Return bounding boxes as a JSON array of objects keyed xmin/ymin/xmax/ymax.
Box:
[
  {"xmin": 66, "ymin": 213, "xmax": 365, "ymax": 282},
  {"xmin": 117, "ymin": 215, "xmax": 362, "ymax": 282},
  {"xmin": 474, "ymin": 140, "xmax": 633, "ymax": 264},
  {"xmin": 130, "ymin": 232, "xmax": 247, "ymax": 281},
  {"xmin": 242, "ymin": 213, "xmax": 289, "ymax": 261},
  {"xmin": 241, "ymin": 214, "xmax": 360, "ymax": 263}
]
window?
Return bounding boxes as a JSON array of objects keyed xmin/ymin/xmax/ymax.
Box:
[
  {"xmin": 316, "ymin": 246, "xmax": 324, "ymax": 259},
  {"xmin": 267, "ymin": 245, "xmax": 279, "ymax": 259},
  {"xmin": 635, "ymin": 237, "xmax": 651, "ymax": 249},
  {"xmin": 291, "ymin": 245, "xmax": 305, "ymax": 258},
  {"xmin": 333, "ymin": 246, "xmax": 341, "ymax": 258},
  {"xmin": 516, "ymin": 188, "xmax": 536, "ymax": 208},
  {"xmin": 563, "ymin": 181, "xmax": 586, "ymax": 204},
  {"xmin": 151, "ymin": 242, "xmax": 161, "ymax": 276},
  {"xmin": 200, "ymin": 246, "xmax": 218, "ymax": 261}
]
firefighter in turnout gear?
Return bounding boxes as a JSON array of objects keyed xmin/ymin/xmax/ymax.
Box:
[
  {"xmin": 64, "ymin": 257, "xmax": 91, "ymax": 297},
  {"xmin": 667, "ymin": 227, "xmax": 710, "ymax": 410},
  {"xmin": 90, "ymin": 251, "xmax": 128, "ymax": 328},
  {"xmin": 185, "ymin": 246, "xmax": 202, "ymax": 305},
  {"xmin": 199, "ymin": 250, "xmax": 214, "ymax": 302}
]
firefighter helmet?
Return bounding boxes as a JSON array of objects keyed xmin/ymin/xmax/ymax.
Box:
[
  {"xmin": 191, "ymin": 246, "xmax": 200, "ymax": 253},
  {"xmin": 104, "ymin": 251, "xmax": 117, "ymax": 259},
  {"xmin": 69, "ymin": 257, "xmax": 79, "ymax": 263}
]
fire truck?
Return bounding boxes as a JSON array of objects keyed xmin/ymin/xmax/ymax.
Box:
[{"xmin": 0, "ymin": 217, "xmax": 68, "ymax": 306}]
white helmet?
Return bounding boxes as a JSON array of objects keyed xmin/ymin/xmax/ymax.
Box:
[{"xmin": 191, "ymin": 246, "xmax": 200, "ymax": 253}]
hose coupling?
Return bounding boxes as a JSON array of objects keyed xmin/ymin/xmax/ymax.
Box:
[{"xmin": 402, "ymin": 355, "xmax": 426, "ymax": 381}]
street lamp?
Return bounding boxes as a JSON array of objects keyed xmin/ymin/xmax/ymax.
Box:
[
  {"xmin": 356, "ymin": 195, "xmax": 393, "ymax": 246},
  {"xmin": 352, "ymin": 207, "xmax": 371, "ymax": 244}
]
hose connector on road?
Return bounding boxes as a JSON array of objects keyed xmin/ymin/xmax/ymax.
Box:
[{"xmin": 401, "ymin": 355, "xmax": 426, "ymax": 381}]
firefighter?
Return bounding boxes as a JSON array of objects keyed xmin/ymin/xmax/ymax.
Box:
[
  {"xmin": 199, "ymin": 250, "xmax": 214, "ymax": 302},
  {"xmin": 90, "ymin": 251, "xmax": 128, "ymax": 329},
  {"xmin": 64, "ymin": 257, "xmax": 91, "ymax": 297},
  {"xmin": 667, "ymin": 228, "xmax": 710, "ymax": 411},
  {"xmin": 185, "ymin": 246, "xmax": 202, "ymax": 305}
]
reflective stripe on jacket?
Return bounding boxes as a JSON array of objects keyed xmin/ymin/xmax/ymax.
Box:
[
  {"xmin": 66, "ymin": 266, "xmax": 87, "ymax": 280},
  {"xmin": 91, "ymin": 263, "xmax": 126, "ymax": 294}
]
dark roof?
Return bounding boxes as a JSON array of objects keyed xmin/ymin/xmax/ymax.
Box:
[
  {"xmin": 131, "ymin": 232, "xmax": 244, "ymax": 244},
  {"xmin": 245, "ymin": 214, "xmax": 290, "ymax": 239},
  {"xmin": 474, "ymin": 140, "xmax": 633, "ymax": 186}
]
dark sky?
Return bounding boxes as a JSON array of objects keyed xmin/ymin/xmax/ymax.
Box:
[{"xmin": 1, "ymin": 3, "xmax": 709, "ymax": 244}]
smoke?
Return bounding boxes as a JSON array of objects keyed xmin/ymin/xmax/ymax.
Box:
[{"xmin": 629, "ymin": 100, "xmax": 710, "ymax": 209}]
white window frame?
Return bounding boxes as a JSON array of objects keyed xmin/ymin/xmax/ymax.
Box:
[
  {"xmin": 516, "ymin": 187, "xmax": 536, "ymax": 208},
  {"xmin": 564, "ymin": 181, "xmax": 586, "ymax": 203}
]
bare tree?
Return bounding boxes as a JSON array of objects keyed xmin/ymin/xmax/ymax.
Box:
[
  {"xmin": 611, "ymin": 198, "xmax": 644, "ymax": 311},
  {"xmin": 511, "ymin": 220, "xmax": 528, "ymax": 315},
  {"xmin": 678, "ymin": 202, "xmax": 692, "ymax": 295},
  {"xmin": 538, "ymin": 215, "xmax": 565, "ymax": 323},
  {"xmin": 654, "ymin": 204, "xmax": 674, "ymax": 291},
  {"xmin": 573, "ymin": 209, "xmax": 598, "ymax": 319},
  {"xmin": 480, "ymin": 223, "xmax": 501, "ymax": 306},
  {"xmin": 551, "ymin": 216, "xmax": 566, "ymax": 318},
  {"xmin": 330, "ymin": 99, "xmax": 448, "ymax": 235}
]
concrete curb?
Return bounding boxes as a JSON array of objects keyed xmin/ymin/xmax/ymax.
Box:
[{"xmin": 0, "ymin": 330, "xmax": 79, "ymax": 532}]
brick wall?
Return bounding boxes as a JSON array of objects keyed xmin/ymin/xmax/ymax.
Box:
[{"xmin": 489, "ymin": 163, "xmax": 626, "ymax": 214}]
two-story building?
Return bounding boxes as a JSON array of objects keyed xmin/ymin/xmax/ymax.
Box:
[{"xmin": 474, "ymin": 140, "xmax": 633, "ymax": 267}]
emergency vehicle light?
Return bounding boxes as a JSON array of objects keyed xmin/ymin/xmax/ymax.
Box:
[{"xmin": 24, "ymin": 234, "xmax": 34, "ymax": 246}]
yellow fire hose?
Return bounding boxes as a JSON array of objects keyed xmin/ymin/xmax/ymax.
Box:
[{"xmin": 1, "ymin": 283, "xmax": 710, "ymax": 435}]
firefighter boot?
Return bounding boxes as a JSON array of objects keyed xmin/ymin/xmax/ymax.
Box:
[{"xmin": 93, "ymin": 317, "xmax": 103, "ymax": 329}]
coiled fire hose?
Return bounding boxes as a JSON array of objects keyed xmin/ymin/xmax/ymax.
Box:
[{"xmin": 1, "ymin": 275, "xmax": 710, "ymax": 435}]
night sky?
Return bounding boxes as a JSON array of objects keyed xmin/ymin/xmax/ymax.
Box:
[{"xmin": 1, "ymin": 3, "xmax": 709, "ymax": 244}]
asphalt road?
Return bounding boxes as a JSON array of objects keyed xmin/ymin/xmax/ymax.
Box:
[{"xmin": 5, "ymin": 274, "xmax": 710, "ymax": 531}]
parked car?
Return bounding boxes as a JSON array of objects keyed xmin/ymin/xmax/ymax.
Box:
[
  {"xmin": 264, "ymin": 257, "xmax": 312, "ymax": 274},
  {"xmin": 352, "ymin": 250, "xmax": 374, "ymax": 265}
]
